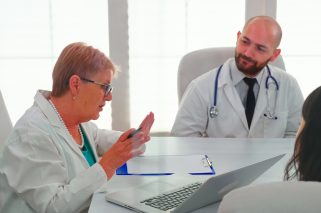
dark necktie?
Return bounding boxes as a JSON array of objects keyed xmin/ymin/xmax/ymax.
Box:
[{"xmin": 243, "ymin": 77, "xmax": 257, "ymax": 128}]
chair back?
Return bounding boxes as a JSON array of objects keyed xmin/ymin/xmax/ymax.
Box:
[
  {"xmin": 218, "ymin": 181, "xmax": 321, "ymax": 213},
  {"xmin": 177, "ymin": 47, "xmax": 285, "ymax": 103},
  {"xmin": 0, "ymin": 90, "xmax": 12, "ymax": 154}
]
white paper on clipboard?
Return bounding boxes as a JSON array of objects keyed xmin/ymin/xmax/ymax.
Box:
[{"xmin": 125, "ymin": 154, "xmax": 214, "ymax": 174}]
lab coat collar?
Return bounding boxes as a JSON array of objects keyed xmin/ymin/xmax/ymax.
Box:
[
  {"xmin": 216, "ymin": 58, "xmax": 233, "ymax": 89},
  {"xmin": 35, "ymin": 90, "xmax": 61, "ymax": 127},
  {"xmin": 34, "ymin": 90, "xmax": 95, "ymax": 166}
]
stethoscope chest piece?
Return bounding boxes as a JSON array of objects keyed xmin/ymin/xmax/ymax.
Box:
[{"xmin": 209, "ymin": 106, "xmax": 219, "ymax": 118}]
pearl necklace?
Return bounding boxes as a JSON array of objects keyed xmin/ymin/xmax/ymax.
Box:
[{"xmin": 49, "ymin": 99, "xmax": 84, "ymax": 149}]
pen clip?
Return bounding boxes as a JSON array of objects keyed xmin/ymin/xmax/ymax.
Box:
[{"xmin": 204, "ymin": 155, "xmax": 212, "ymax": 168}]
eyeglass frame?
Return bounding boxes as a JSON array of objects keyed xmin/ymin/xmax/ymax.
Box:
[{"xmin": 80, "ymin": 77, "xmax": 113, "ymax": 96}]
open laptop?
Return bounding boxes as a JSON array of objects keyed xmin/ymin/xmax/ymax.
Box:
[{"xmin": 105, "ymin": 154, "xmax": 285, "ymax": 213}]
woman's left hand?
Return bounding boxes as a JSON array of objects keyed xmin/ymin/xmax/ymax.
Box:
[{"xmin": 138, "ymin": 112, "xmax": 154, "ymax": 136}]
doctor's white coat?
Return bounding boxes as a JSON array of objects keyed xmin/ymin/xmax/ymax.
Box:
[
  {"xmin": 0, "ymin": 90, "xmax": 124, "ymax": 213},
  {"xmin": 171, "ymin": 58, "xmax": 304, "ymax": 138}
]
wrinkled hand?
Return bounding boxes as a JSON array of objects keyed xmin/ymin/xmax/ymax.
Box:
[
  {"xmin": 99, "ymin": 117, "xmax": 153, "ymax": 180},
  {"xmin": 128, "ymin": 112, "xmax": 154, "ymax": 155},
  {"xmin": 139, "ymin": 112, "xmax": 155, "ymax": 136}
]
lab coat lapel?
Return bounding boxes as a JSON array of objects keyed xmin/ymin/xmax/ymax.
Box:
[
  {"xmin": 219, "ymin": 65, "xmax": 249, "ymax": 129},
  {"xmin": 80, "ymin": 124, "xmax": 99, "ymax": 161},
  {"xmin": 53, "ymin": 125, "xmax": 87, "ymax": 163},
  {"xmin": 35, "ymin": 90, "xmax": 89, "ymax": 165}
]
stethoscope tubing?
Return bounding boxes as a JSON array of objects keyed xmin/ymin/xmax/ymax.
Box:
[
  {"xmin": 210, "ymin": 64, "xmax": 279, "ymax": 119},
  {"xmin": 265, "ymin": 72, "xmax": 279, "ymax": 90},
  {"xmin": 213, "ymin": 65, "xmax": 223, "ymax": 107}
]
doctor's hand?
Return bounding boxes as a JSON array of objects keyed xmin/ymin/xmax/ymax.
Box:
[
  {"xmin": 99, "ymin": 128, "xmax": 151, "ymax": 180},
  {"xmin": 139, "ymin": 112, "xmax": 155, "ymax": 136}
]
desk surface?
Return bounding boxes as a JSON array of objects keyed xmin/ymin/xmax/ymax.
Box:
[{"xmin": 89, "ymin": 137, "xmax": 294, "ymax": 213}]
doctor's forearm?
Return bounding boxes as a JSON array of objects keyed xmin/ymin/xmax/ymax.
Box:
[{"xmin": 43, "ymin": 164, "xmax": 107, "ymax": 213}]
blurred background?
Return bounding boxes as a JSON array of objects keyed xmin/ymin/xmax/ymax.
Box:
[{"xmin": 1, "ymin": 0, "xmax": 320, "ymax": 135}]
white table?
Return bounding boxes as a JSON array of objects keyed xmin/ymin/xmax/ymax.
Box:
[{"xmin": 89, "ymin": 137, "xmax": 295, "ymax": 213}]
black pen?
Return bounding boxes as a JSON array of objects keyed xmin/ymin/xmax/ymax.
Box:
[{"xmin": 127, "ymin": 127, "xmax": 142, "ymax": 139}]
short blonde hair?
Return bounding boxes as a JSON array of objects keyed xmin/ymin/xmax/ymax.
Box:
[{"xmin": 52, "ymin": 42, "xmax": 116, "ymax": 97}]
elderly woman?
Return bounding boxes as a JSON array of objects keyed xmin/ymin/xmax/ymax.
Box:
[{"xmin": 0, "ymin": 42, "xmax": 154, "ymax": 213}]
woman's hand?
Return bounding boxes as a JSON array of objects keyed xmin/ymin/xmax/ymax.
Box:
[
  {"xmin": 99, "ymin": 112, "xmax": 154, "ymax": 180},
  {"xmin": 139, "ymin": 112, "xmax": 155, "ymax": 136}
]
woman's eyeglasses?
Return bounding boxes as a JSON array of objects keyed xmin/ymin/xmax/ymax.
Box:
[{"xmin": 80, "ymin": 77, "xmax": 113, "ymax": 96}]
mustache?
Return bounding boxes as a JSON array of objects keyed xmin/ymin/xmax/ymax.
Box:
[{"xmin": 239, "ymin": 54, "xmax": 256, "ymax": 63}]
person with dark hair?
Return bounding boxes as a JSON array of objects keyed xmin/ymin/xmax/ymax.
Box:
[
  {"xmin": 217, "ymin": 86, "xmax": 321, "ymax": 213},
  {"xmin": 284, "ymin": 86, "xmax": 321, "ymax": 181},
  {"xmin": 0, "ymin": 42, "xmax": 154, "ymax": 213}
]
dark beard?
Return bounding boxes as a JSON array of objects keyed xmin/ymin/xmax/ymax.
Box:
[{"xmin": 235, "ymin": 53, "xmax": 270, "ymax": 76}]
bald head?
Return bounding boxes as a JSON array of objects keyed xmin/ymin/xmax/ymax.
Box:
[
  {"xmin": 235, "ymin": 16, "xmax": 283, "ymax": 76},
  {"xmin": 243, "ymin": 16, "xmax": 282, "ymax": 48}
]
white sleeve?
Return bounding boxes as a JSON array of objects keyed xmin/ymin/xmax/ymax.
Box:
[
  {"xmin": 85, "ymin": 122, "xmax": 122, "ymax": 156},
  {"xmin": 284, "ymin": 75, "xmax": 304, "ymax": 138},
  {"xmin": 2, "ymin": 126, "xmax": 107, "ymax": 213},
  {"xmin": 171, "ymin": 80, "xmax": 209, "ymax": 137}
]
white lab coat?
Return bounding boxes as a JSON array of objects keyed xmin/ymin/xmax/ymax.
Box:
[
  {"xmin": 0, "ymin": 90, "xmax": 123, "ymax": 213},
  {"xmin": 171, "ymin": 58, "xmax": 304, "ymax": 138}
]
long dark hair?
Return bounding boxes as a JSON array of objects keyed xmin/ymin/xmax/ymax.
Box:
[{"xmin": 284, "ymin": 86, "xmax": 321, "ymax": 181}]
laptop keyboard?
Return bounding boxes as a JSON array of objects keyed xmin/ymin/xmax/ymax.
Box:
[{"xmin": 140, "ymin": 182, "xmax": 202, "ymax": 211}]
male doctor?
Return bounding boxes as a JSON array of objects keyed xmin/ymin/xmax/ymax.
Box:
[{"xmin": 171, "ymin": 16, "xmax": 303, "ymax": 138}]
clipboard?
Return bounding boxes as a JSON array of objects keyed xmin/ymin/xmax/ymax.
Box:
[{"xmin": 116, "ymin": 154, "xmax": 215, "ymax": 176}]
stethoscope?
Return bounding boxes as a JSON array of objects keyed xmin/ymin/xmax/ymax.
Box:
[{"xmin": 209, "ymin": 65, "xmax": 279, "ymax": 120}]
